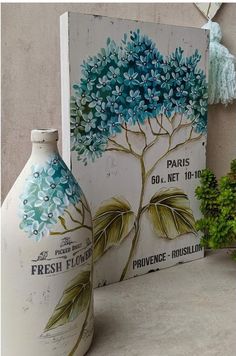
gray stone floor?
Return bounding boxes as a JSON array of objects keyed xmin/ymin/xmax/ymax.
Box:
[{"xmin": 88, "ymin": 249, "xmax": 236, "ymax": 356}]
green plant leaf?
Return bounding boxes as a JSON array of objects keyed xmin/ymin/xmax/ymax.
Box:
[
  {"xmin": 93, "ymin": 197, "xmax": 135, "ymax": 261},
  {"xmin": 58, "ymin": 216, "xmax": 67, "ymax": 230},
  {"xmin": 44, "ymin": 271, "xmax": 91, "ymax": 331},
  {"xmin": 146, "ymin": 188, "xmax": 196, "ymax": 239}
]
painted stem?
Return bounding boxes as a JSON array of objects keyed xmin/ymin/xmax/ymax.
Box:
[
  {"xmin": 146, "ymin": 134, "xmax": 202, "ymax": 179},
  {"xmin": 120, "ymin": 155, "xmax": 146, "ymax": 281},
  {"xmin": 68, "ymin": 291, "xmax": 92, "ymax": 356},
  {"xmin": 119, "ymin": 115, "xmax": 202, "ymax": 280},
  {"xmin": 64, "ymin": 209, "xmax": 81, "ymax": 224},
  {"xmin": 119, "ymin": 216, "xmax": 140, "ymax": 281},
  {"xmin": 50, "ymin": 224, "xmax": 92, "ymax": 235},
  {"xmin": 68, "ymin": 203, "xmax": 94, "ymax": 355}
]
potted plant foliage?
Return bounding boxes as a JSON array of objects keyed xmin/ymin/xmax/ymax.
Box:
[{"xmin": 195, "ymin": 159, "xmax": 236, "ymax": 258}]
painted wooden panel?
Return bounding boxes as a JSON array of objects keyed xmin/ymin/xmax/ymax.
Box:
[{"xmin": 60, "ymin": 12, "xmax": 209, "ymax": 287}]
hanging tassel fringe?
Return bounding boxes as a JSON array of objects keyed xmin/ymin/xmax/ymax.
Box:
[{"xmin": 202, "ymin": 20, "xmax": 236, "ymax": 105}]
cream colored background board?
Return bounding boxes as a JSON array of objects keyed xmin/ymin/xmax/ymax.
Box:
[
  {"xmin": 61, "ymin": 12, "xmax": 208, "ymax": 286},
  {"xmin": 1, "ymin": 3, "xmax": 236, "ymax": 202}
]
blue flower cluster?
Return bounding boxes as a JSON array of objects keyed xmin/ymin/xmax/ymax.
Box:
[
  {"xmin": 19, "ymin": 155, "xmax": 82, "ymax": 240},
  {"xmin": 71, "ymin": 29, "xmax": 208, "ymax": 164}
]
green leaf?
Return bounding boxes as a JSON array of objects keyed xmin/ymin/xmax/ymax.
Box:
[
  {"xmin": 44, "ymin": 271, "xmax": 91, "ymax": 331},
  {"xmin": 146, "ymin": 188, "xmax": 196, "ymax": 239},
  {"xmin": 58, "ymin": 216, "xmax": 67, "ymax": 230},
  {"xmin": 93, "ymin": 197, "xmax": 135, "ymax": 261}
]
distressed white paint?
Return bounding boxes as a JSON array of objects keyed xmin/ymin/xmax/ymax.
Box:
[{"xmin": 61, "ymin": 13, "xmax": 209, "ymax": 287}]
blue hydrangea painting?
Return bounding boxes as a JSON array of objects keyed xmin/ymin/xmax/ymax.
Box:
[
  {"xmin": 70, "ymin": 30, "xmax": 207, "ymax": 165},
  {"xmin": 69, "ymin": 28, "xmax": 208, "ymax": 282},
  {"xmin": 60, "ymin": 13, "xmax": 209, "ymax": 286},
  {"xmin": 19, "ymin": 154, "xmax": 90, "ymax": 240}
]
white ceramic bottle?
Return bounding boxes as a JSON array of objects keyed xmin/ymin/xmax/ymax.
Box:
[{"xmin": 2, "ymin": 129, "xmax": 94, "ymax": 356}]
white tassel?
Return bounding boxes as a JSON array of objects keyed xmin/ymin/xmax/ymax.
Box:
[{"xmin": 202, "ymin": 20, "xmax": 236, "ymax": 105}]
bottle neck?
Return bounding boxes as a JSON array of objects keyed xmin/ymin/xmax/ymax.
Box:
[{"xmin": 31, "ymin": 141, "xmax": 59, "ymax": 160}]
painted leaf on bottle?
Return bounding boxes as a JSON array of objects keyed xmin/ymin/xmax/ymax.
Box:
[
  {"xmin": 146, "ymin": 188, "xmax": 197, "ymax": 239},
  {"xmin": 44, "ymin": 270, "xmax": 91, "ymax": 331},
  {"xmin": 93, "ymin": 197, "xmax": 135, "ymax": 262}
]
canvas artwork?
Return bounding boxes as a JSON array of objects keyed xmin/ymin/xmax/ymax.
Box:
[{"xmin": 60, "ymin": 12, "xmax": 209, "ymax": 287}]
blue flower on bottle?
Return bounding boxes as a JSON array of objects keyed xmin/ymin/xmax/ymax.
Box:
[
  {"xmin": 34, "ymin": 191, "xmax": 51, "ymax": 207},
  {"xmin": 60, "ymin": 169, "xmax": 71, "ymax": 185},
  {"xmin": 20, "ymin": 186, "xmax": 36, "ymax": 203},
  {"xmin": 40, "ymin": 207, "xmax": 58, "ymax": 226},
  {"xmin": 19, "ymin": 209, "xmax": 35, "ymax": 229},
  {"xmin": 31, "ymin": 221, "xmax": 46, "ymax": 241},
  {"xmin": 44, "ymin": 175, "xmax": 60, "ymax": 192},
  {"xmin": 19, "ymin": 154, "xmax": 82, "ymax": 240},
  {"xmin": 31, "ymin": 165, "xmax": 44, "ymax": 178}
]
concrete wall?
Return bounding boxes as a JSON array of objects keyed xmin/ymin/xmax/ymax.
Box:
[{"xmin": 2, "ymin": 3, "xmax": 236, "ymax": 201}]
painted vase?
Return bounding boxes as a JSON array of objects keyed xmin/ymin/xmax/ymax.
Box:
[{"xmin": 2, "ymin": 129, "xmax": 94, "ymax": 356}]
